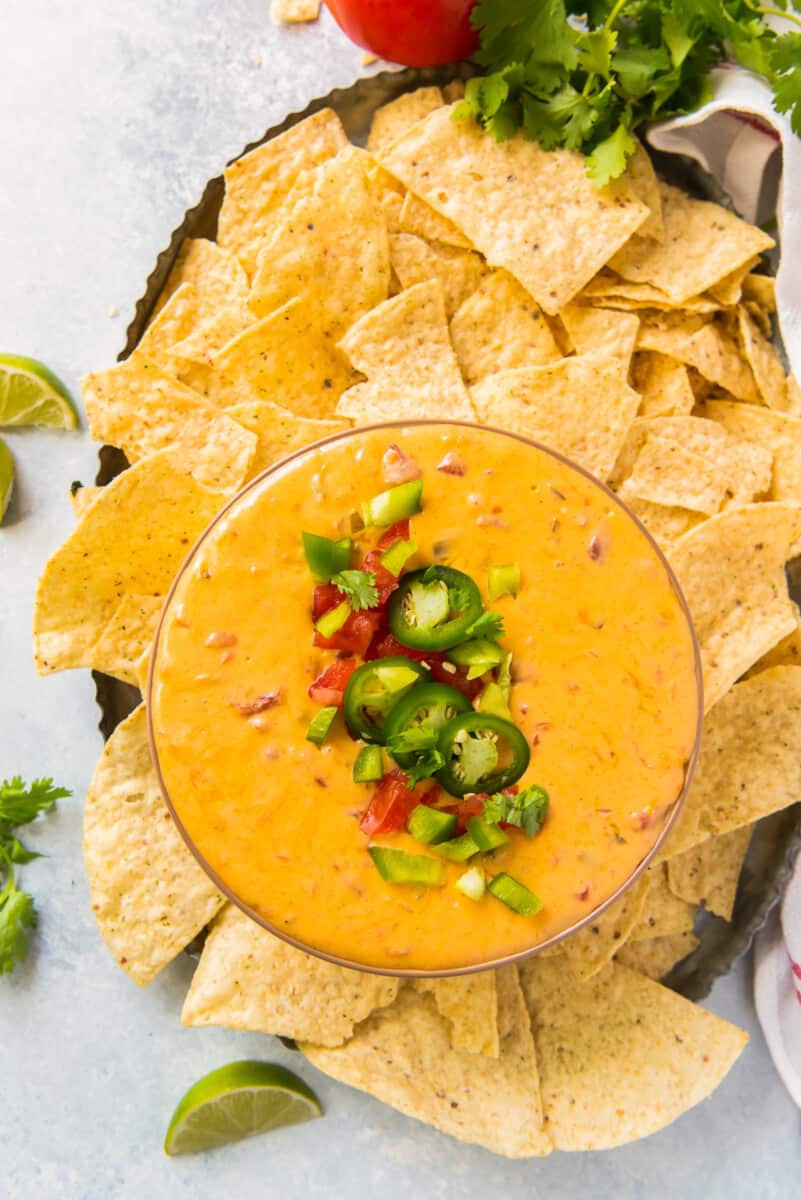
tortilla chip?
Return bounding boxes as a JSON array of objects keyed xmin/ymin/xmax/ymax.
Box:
[
  {"xmin": 561, "ymin": 875, "xmax": 650, "ymax": 980},
  {"xmin": 412, "ymin": 971, "xmax": 499, "ymax": 1057},
  {"xmin": 69, "ymin": 484, "xmax": 102, "ymax": 518},
  {"xmin": 520, "ymin": 956, "xmax": 747, "ymax": 1150},
  {"xmin": 622, "ymin": 141, "xmax": 664, "ymax": 241},
  {"xmin": 88, "ymin": 594, "xmax": 163, "ymax": 686},
  {"xmin": 217, "ymin": 109, "xmax": 347, "ymax": 261},
  {"xmin": 667, "ymin": 502, "xmax": 801, "ymax": 709},
  {"xmin": 34, "ymin": 450, "xmax": 226, "ymax": 674},
  {"xmin": 700, "ymin": 400, "xmax": 801, "ymax": 503},
  {"xmin": 337, "ymin": 280, "xmax": 474, "ymax": 422},
  {"xmin": 450, "ymin": 271, "xmax": 561, "ymax": 385},
  {"xmin": 379, "ymin": 105, "xmax": 649, "ymax": 315},
  {"xmin": 619, "ymin": 433, "xmax": 727, "ymax": 515},
  {"xmin": 302, "ymin": 968, "xmax": 551, "ymax": 1158},
  {"xmin": 631, "ymin": 865, "xmax": 697, "ymax": 939},
  {"xmin": 622, "ymin": 497, "xmax": 701, "ymax": 551},
  {"xmin": 707, "ymin": 256, "xmax": 760, "ymax": 306},
  {"xmin": 471, "ymin": 354, "xmax": 640, "ymax": 482},
  {"xmin": 442, "ymin": 79, "xmax": 466, "ymax": 103},
  {"xmin": 271, "ymin": 0, "xmax": 320, "ymax": 21},
  {"xmin": 737, "ymin": 304, "xmax": 790, "ymax": 410},
  {"xmin": 632, "ymin": 351, "xmax": 695, "ymax": 417},
  {"xmin": 389, "ymin": 233, "xmax": 486, "ymax": 319},
  {"xmin": 667, "ymin": 825, "xmax": 752, "ymax": 922},
  {"xmin": 226, "ymin": 400, "xmax": 350, "ymax": 479},
  {"xmin": 560, "ymin": 305, "xmax": 639, "ymax": 365},
  {"xmin": 616, "ymin": 931, "xmax": 700, "ymax": 980},
  {"xmin": 658, "ymin": 667, "xmax": 801, "ymax": 859},
  {"xmin": 151, "ymin": 238, "xmax": 249, "ymax": 322},
  {"xmin": 398, "ymin": 191, "xmax": 473, "ymax": 249},
  {"xmin": 208, "ymin": 298, "xmax": 356, "ymax": 417},
  {"xmin": 182, "ymin": 903, "xmax": 398, "ymax": 1046},
  {"xmin": 84, "ymin": 705, "xmax": 224, "ymax": 986},
  {"xmin": 742, "ymin": 272, "xmax": 776, "ymax": 313},
  {"xmin": 248, "ymin": 147, "xmax": 390, "ymax": 336},
  {"xmin": 581, "ymin": 272, "xmax": 720, "ymax": 314},
  {"xmin": 609, "ymin": 182, "xmax": 773, "ymax": 303},
  {"xmin": 367, "ymin": 87, "xmax": 445, "ymax": 156},
  {"xmin": 138, "ymin": 282, "xmax": 201, "ymax": 358},
  {"xmin": 637, "ymin": 312, "xmax": 758, "ymax": 403},
  {"xmin": 745, "ymin": 619, "xmax": 801, "ymax": 674}
]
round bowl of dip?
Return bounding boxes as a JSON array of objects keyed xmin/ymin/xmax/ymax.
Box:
[{"xmin": 148, "ymin": 421, "xmax": 703, "ymax": 976}]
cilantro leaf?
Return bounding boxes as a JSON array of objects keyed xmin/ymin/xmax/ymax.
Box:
[
  {"xmin": 404, "ymin": 750, "xmax": 446, "ymax": 787},
  {"xmin": 387, "ymin": 726, "xmax": 439, "ymax": 756},
  {"xmin": 483, "ymin": 785, "xmax": 550, "ymax": 838},
  {"xmin": 464, "ymin": 611, "xmax": 505, "ymax": 640},
  {"xmin": 0, "ymin": 777, "xmax": 70, "ymax": 828},
  {"xmin": 330, "ymin": 570, "xmax": 379, "ymax": 612},
  {"xmin": 587, "ymin": 120, "xmax": 638, "ymax": 188},
  {"xmin": 0, "ymin": 883, "xmax": 36, "ymax": 976},
  {"xmin": 0, "ymin": 834, "xmax": 42, "ymax": 865}
]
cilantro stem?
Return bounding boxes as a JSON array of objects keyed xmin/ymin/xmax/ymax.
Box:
[
  {"xmin": 755, "ymin": 6, "xmax": 801, "ymax": 29},
  {"xmin": 604, "ymin": 0, "xmax": 630, "ymax": 30}
]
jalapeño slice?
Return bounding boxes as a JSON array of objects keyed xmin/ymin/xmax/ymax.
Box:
[
  {"xmin": 388, "ymin": 566, "xmax": 483, "ymax": 651},
  {"xmin": 383, "ymin": 681, "xmax": 472, "ymax": 768},
  {"xmin": 436, "ymin": 711, "xmax": 531, "ymax": 797},
  {"xmin": 342, "ymin": 657, "xmax": 429, "ymax": 744}
]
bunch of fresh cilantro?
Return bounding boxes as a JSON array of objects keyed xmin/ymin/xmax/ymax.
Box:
[
  {"xmin": 456, "ymin": 0, "xmax": 801, "ymax": 184},
  {"xmin": 0, "ymin": 776, "xmax": 69, "ymax": 975}
]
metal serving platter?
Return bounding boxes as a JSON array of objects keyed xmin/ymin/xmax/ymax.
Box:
[{"xmin": 93, "ymin": 65, "xmax": 801, "ymax": 1003}]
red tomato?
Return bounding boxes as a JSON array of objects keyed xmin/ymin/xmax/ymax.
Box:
[
  {"xmin": 428, "ymin": 659, "xmax": 483, "ymax": 701},
  {"xmin": 314, "ymin": 608, "xmax": 382, "ymax": 656},
  {"xmin": 364, "ymin": 630, "xmax": 440, "ymax": 665},
  {"xmin": 325, "ymin": 0, "xmax": 478, "ymax": 68},
  {"xmin": 308, "ymin": 658, "xmax": 358, "ymax": 707},
  {"xmin": 359, "ymin": 768, "xmax": 433, "ymax": 837},
  {"xmin": 375, "ymin": 519, "xmax": 411, "ymax": 553}
]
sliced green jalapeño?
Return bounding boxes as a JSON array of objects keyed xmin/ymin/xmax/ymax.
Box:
[
  {"xmin": 388, "ymin": 566, "xmax": 483, "ymax": 651},
  {"xmin": 383, "ymin": 681, "xmax": 472, "ymax": 768},
  {"xmin": 342, "ymin": 657, "xmax": 429, "ymax": 743},
  {"xmin": 368, "ymin": 846, "xmax": 445, "ymax": 887},
  {"xmin": 302, "ymin": 532, "xmax": 352, "ymax": 580},
  {"xmin": 436, "ymin": 711, "xmax": 531, "ymax": 797}
]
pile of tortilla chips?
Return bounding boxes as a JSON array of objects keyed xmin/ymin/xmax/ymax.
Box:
[{"xmin": 34, "ymin": 83, "xmax": 801, "ymax": 1156}]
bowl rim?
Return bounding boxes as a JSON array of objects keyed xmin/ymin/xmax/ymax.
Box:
[{"xmin": 147, "ymin": 418, "xmax": 704, "ymax": 978}]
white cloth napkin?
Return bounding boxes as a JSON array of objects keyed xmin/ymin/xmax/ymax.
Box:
[
  {"xmin": 647, "ymin": 66, "xmax": 801, "ymax": 380},
  {"xmin": 755, "ymin": 855, "xmax": 801, "ymax": 1110}
]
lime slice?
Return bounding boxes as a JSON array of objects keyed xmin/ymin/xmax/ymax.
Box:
[
  {"xmin": 0, "ymin": 353, "xmax": 78, "ymax": 429},
  {"xmin": 164, "ymin": 1061, "xmax": 322, "ymax": 1156},
  {"xmin": 0, "ymin": 437, "xmax": 14, "ymax": 522}
]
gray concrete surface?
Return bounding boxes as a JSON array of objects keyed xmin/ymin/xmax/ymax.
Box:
[{"xmin": 1, "ymin": 2, "xmax": 799, "ymax": 1196}]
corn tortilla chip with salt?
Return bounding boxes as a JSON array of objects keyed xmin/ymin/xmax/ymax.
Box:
[
  {"xmin": 379, "ymin": 105, "xmax": 649, "ymax": 315},
  {"xmin": 616, "ymin": 931, "xmax": 700, "ymax": 980},
  {"xmin": 389, "ymin": 233, "xmax": 486, "ymax": 319},
  {"xmin": 138, "ymin": 282, "xmax": 200, "ymax": 358},
  {"xmin": 209, "ymin": 298, "xmax": 356, "ymax": 417},
  {"xmin": 657, "ymin": 667, "xmax": 801, "ymax": 860},
  {"xmin": 182, "ymin": 904, "xmax": 398, "ymax": 1047},
  {"xmin": 706, "ymin": 256, "xmax": 760, "ymax": 306},
  {"xmin": 622, "ymin": 498, "xmax": 701, "ymax": 551},
  {"xmin": 398, "ymin": 191, "xmax": 473, "ymax": 249},
  {"xmin": 667, "ymin": 502, "xmax": 801, "ymax": 710},
  {"xmin": 151, "ymin": 238, "xmax": 249, "ymax": 322},
  {"xmin": 271, "ymin": 0, "xmax": 320, "ymax": 22},
  {"xmin": 668, "ymin": 825, "xmax": 752, "ymax": 922},
  {"xmin": 622, "ymin": 141, "xmax": 664, "ymax": 241},
  {"xmin": 561, "ymin": 875, "xmax": 650, "ymax": 980},
  {"xmin": 609, "ymin": 182, "xmax": 773, "ymax": 303},
  {"xmin": 412, "ymin": 971, "xmax": 499, "ymax": 1057},
  {"xmin": 632, "ymin": 351, "xmax": 695, "ymax": 417},
  {"xmin": 745, "ymin": 619, "xmax": 801, "ymax": 674},
  {"xmin": 520, "ymin": 956, "xmax": 747, "ymax": 1151},
  {"xmin": 302, "ymin": 968, "xmax": 551, "ymax": 1158},
  {"xmin": 82, "ymin": 359, "xmax": 256, "ymax": 494},
  {"xmin": 84, "ymin": 706, "xmax": 224, "ymax": 987},
  {"xmin": 450, "ymin": 271, "xmax": 561, "ymax": 386},
  {"xmin": 337, "ymin": 280, "xmax": 474, "ymax": 422},
  {"xmin": 471, "ymin": 354, "xmax": 640, "ymax": 482},
  {"xmin": 88, "ymin": 594, "xmax": 163, "ymax": 686},
  {"xmin": 581, "ymin": 272, "xmax": 720, "ymax": 314},
  {"xmin": 226, "ymin": 400, "xmax": 350, "ymax": 480},
  {"xmin": 249, "ymin": 147, "xmax": 390, "ymax": 336},
  {"xmin": 743, "ymin": 272, "xmax": 777, "ymax": 312},
  {"xmin": 737, "ymin": 304, "xmax": 790, "ymax": 410},
  {"xmin": 34, "ymin": 450, "xmax": 226, "ymax": 674},
  {"xmin": 700, "ymin": 400, "xmax": 801, "ymax": 503},
  {"xmin": 217, "ymin": 109, "xmax": 347, "ymax": 260},
  {"xmin": 69, "ymin": 484, "xmax": 102, "ymax": 518},
  {"xmin": 560, "ymin": 305, "xmax": 639, "ymax": 365},
  {"xmin": 630, "ymin": 865, "xmax": 697, "ymax": 939},
  {"xmin": 637, "ymin": 312, "xmax": 758, "ymax": 402},
  {"xmin": 367, "ymin": 87, "xmax": 445, "ymax": 156},
  {"xmin": 620, "ymin": 434, "xmax": 727, "ymax": 516}
]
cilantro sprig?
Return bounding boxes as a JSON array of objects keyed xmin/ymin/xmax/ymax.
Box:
[
  {"xmin": 456, "ymin": 0, "xmax": 801, "ymax": 185},
  {"xmin": 0, "ymin": 776, "xmax": 69, "ymax": 976},
  {"xmin": 330, "ymin": 569, "xmax": 379, "ymax": 612},
  {"xmin": 483, "ymin": 784, "xmax": 550, "ymax": 837}
]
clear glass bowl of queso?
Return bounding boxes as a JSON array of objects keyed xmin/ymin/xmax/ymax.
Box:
[{"xmin": 148, "ymin": 421, "xmax": 703, "ymax": 977}]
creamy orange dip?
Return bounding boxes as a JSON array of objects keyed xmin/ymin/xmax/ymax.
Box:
[{"xmin": 150, "ymin": 423, "xmax": 700, "ymax": 972}]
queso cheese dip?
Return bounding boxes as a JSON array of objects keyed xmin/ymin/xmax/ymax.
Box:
[{"xmin": 150, "ymin": 422, "xmax": 700, "ymax": 973}]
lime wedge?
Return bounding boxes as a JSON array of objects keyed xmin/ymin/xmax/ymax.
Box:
[
  {"xmin": 0, "ymin": 353, "xmax": 78, "ymax": 429},
  {"xmin": 164, "ymin": 1061, "xmax": 322, "ymax": 1156},
  {"xmin": 0, "ymin": 437, "xmax": 14, "ymax": 522}
]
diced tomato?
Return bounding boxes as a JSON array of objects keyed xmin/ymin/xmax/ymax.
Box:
[
  {"xmin": 428, "ymin": 659, "xmax": 483, "ymax": 701},
  {"xmin": 312, "ymin": 582, "xmax": 343, "ymax": 620},
  {"xmin": 314, "ymin": 607, "xmax": 382, "ymax": 656},
  {"xmin": 359, "ymin": 768, "xmax": 433, "ymax": 838},
  {"xmin": 375, "ymin": 519, "xmax": 411, "ymax": 553},
  {"xmin": 308, "ymin": 658, "xmax": 357, "ymax": 708},
  {"xmin": 361, "ymin": 551, "xmax": 400, "ymax": 605},
  {"xmin": 382, "ymin": 445, "xmax": 421, "ymax": 485},
  {"xmin": 364, "ymin": 630, "xmax": 441, "ymax": 665},
  {"xmin": 442, "ymin": 792, "xmax": 486, "ymax": 833}
]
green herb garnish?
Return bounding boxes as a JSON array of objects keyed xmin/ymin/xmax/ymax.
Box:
[
  {"xmin": 457, "ymin": 0, "xmax": 801, "ymax": 186},
  {"xmin": 0, "ymin": 776, "xmax": 69, "ymax": 976},
  {"xmin": 464, "ymin": 610, "xmax": 505, "ymax": 641},
  {"xmin": 483, "ymin": 784, "xmax": 550, "ymax": 837},
  {"xmin": 329, "ymin": 570, "xmax": 379, "ymax": 612}
]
